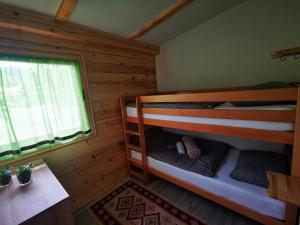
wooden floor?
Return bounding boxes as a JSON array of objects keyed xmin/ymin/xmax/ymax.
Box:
[{"xmin": 74, "ymin": 176, "xmax": 262, "ymax": 225}]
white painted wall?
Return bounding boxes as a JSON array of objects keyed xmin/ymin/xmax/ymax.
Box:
[
  {"xmin": 156, "ymin": 0, "xmax": 300, "ymax": 151},
  {"xmin": 156, "ymin": 0, "xmax": 300, "ymax": 91}
]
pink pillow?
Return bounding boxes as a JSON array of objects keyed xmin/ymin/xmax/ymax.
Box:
[{"xmin": 183, "ymin": 136, "xmax": 202, "ymax": 158}]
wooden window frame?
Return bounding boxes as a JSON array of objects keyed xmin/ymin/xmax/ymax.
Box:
[{"xmin": 0, "ymin": 48, "xmax": 96, "ymax": 167}]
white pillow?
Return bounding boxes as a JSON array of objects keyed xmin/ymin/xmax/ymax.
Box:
[{"xmin": 176, "ymin": 141, "xmax": 185, "ymax": 155}]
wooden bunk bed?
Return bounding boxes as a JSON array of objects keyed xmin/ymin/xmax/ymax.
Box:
[{"xmin": 120, "ymin": 87, "xmax": 300, "ymax": 225}]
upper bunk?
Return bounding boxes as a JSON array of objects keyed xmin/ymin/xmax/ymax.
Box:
[{"xmin": 121, "ymin": 87, "xmax": 300, "ymax": 145}]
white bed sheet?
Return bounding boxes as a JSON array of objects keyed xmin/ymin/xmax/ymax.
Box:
[
  {"xmin": 126, "ymin": 103, "xmax": 295, "ymax": 131},
  {"xmin": 131, "ymin": 149, "xmax": 286, "ymax": 220}
]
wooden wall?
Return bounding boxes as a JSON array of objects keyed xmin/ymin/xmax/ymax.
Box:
[{"xmin": 0, "ymin": 5, "xmax": 158, "ymax": 210}]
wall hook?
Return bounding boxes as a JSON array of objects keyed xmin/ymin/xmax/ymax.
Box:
[
  {"xmin": 280, "ymin": 55, "xmax": 287, "ymax": 61},
  {"xmin": 294, "ymin": 54, "xmax": 299, "ymax": 60}
]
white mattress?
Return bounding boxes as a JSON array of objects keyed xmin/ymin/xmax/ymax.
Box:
[
  {"xmin": 131, "ymin": 149, "xmax": 286, "ymax": 220},
  {"xmin": 126, "ymin": 103, "xmax": 295, "ymax": 131}
]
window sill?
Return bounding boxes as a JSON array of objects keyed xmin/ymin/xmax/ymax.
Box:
[{"xmin": 0, "ymin": 132, "xmax": 96, "ymax": 168}]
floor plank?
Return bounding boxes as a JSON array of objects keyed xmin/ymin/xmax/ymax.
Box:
[{"xmin": 74, "ymin": 176, "xmax": 261, "ymax": 225}]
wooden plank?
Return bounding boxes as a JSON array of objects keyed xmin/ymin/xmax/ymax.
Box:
[
  {"xmin": 61, "ymin": 156, "xmax": 127, "ymax": 210},
  {"xmin": 83, "ymin": 52, "xmax": 155, "ymax": 67},
  {"xmin": 267, "ymin": 171, "xmax": 300, "ymax": 207},
  {"xmin": 0, "ymin": 20, "xmax": 156, "ymax": 213},
  {"xmin": 120, "ymin": 97, "xmax": 132, "ymax": 175},
  {"xmin": 85, "ymin": 61, "xmax": 155, "ymax": 74},
  {"xmin": 126, "ymin": 144, "xmax": 142, "ymax": 152},
  {"xmin": 0, "ymin": 29, "xmax": 155, "ymax": 60},
  {"xmin": 55, "ymin": 0, "xmax": 78, "ymax": 22},
  {"xmin": 136, "ymin": 97, "xmax": 149, "ymax": 183},
  {"xmin": 0, "ymin": 4, "xmax": 159, "ymax": 55},
  {"xmin": 272, "ymin": 46, "xmax": 300, "ymax": 59},
  {"xmin": 140, "ymin": 88, "xmax": 298, "ymax": 103},
  {"xmin": 0, "ymin": 163, "xmax": 71, "ymax": 225},
  {"xmin": 129, "ymin": 0, "xmax": 193, "ymax": 40},
  {"xmin": 291, "ymin": 87, "xmax": 300, "ymax": 177},
  {"xmin": 21, "ymin": 199, "xmax": 74, "ymax": 225},
  {"xmin": 126, "ymin": 117, "xmax": 294, "ymax": 144},
  {"xmin": 157, "ymin": 85, "xmax": 248, "ymax": 95},
  {"xmin": 87, "ymin": 73, "xmax": 156, "ymax": 83},
  {"xmin": 148, "ymin": 167, "xmax": 285, "ymax": 225},
  {"xmin": 142, "ymin": 108, "xmax": 296, "ymax": 123},
  {"xmin": 285, "ymin": 204, "xmax": 298, "ymax": 225},
  {"xmin": 128, "ymin": 157, "xmax": 143, "ymax": 168},
  {"xmin": 125, "ymin": 130, "xmax": 140, "ymax": 136}
]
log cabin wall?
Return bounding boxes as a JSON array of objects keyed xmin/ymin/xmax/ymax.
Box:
[{"xmin": 0, "ymin": 5, "xmax": 158, "ymax": 210}]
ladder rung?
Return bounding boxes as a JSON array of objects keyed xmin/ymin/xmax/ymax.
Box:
[
  {"xmin": 125, "ymin": 129, "xmax": 140, "ymax": 136},
  {"xmin": 126, "ymin": 144, "xmax": 142, "ymax": 152},
  {"xmin": 129, "ymin": 169, "xmax": 145, "ymax": 180},
  {"xmin": 128, "ymin": 158, "xmax": 143, "ymax": 168},
  {"xmin": 126, "ymin": 117, "xmax": 138, "ymax": 123}
]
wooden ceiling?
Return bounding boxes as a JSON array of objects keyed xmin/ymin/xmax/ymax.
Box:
[{"xmin": 0, "ymin": 0, "xmax": 245, "ymax": 45}]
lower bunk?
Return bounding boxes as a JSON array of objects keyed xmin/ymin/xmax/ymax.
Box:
[{"xmin": 129, "ymin": 131, "xmax": 291, "ymax": 225}]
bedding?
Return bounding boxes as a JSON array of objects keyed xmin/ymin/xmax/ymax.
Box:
[
  {"xmin": 231, "ymin": 81, "xmax": 296, "ymax": 106},
  {"xmin": 126, "ymin": 103, "xmax": 295, "ymax": 131},
  {"xmin": 182, "ymin": 136, "xmax": 202, "ymax": 158},
  {"xmin": 127, "ymin": 102, "xmax": 220, "ymax": 109},
  {"xmin": 131, "ymin": 148, "xmax": 286, "ymax": 220},
  {"xmin": 230, "ymin": 150, "xmax": 289, "ymax": 188},
  {"xmin": 146, "ymin": 132, "xmax": 229, "ymax": 177}
]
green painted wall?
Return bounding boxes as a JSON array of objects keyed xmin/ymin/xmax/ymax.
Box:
[{"xmin": 156, "ymin": 0, "xmax": 300, "ymax": 91}]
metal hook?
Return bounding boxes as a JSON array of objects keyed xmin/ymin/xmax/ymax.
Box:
[
  {"xmin": 294, "ymin": 54, "xmax": 299, "ymax": 60},
  {"xmin": 280, "ymin": 55, "xmax": 287, "ymax": 61}
]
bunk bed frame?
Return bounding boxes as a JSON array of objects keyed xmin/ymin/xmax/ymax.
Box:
[{"xmin": 120, "ymin": 87, "xmax": 300, "ymax": 225}]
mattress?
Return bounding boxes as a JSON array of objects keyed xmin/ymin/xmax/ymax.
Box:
[
  {"xmin": 131, "ymin": 149, "xmax": 286, "ymax": 220},
  {"xmin": 126, "ymin": 103, "xmax": 295, "ymax": 131}
]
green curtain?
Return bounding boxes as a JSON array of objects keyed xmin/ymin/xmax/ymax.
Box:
[{"xmin": 0, "ymin": 55, "xmax": 91, "ymax": 158}]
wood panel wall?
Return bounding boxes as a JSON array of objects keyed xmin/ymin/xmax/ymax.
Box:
[{"xmin": 0, "ymin": 5, "xmax": 158, "ymax": 210}]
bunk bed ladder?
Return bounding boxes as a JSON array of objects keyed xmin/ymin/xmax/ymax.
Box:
[{"xmin": 120, "ymin": 97, "xmax": 149, "ymax": 183}]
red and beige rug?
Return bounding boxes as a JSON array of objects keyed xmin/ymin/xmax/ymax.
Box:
[{"xmin": 89, "ymin": 180, "xmax": 207, "ymax": 225}]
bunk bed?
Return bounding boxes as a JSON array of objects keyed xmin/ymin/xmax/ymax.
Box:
[{"xmin": 120, "ymin": 87, "xmax": 300, "ymax": 225}]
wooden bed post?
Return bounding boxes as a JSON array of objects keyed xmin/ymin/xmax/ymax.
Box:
[
  {"xmin": 136, "ymin": 96, "xmax": 149, "ymax": 183},
  {"xmin": 286, "ymin": 87, "xmax": 300, "ymax": 225},
  {"xmin": 120, "ymin": 97, "xmax": 131, "ymax": 174},
  {"xmin": 291, "ymin": 87, "xmax": 300, "ymax": 177},
  {"xmin": 120, "ymin": 96, "xmax": 149, "ymax": 183},
  {"xmin": 121, "ymin": 87, "xmax": 299, "ymax": 225},
  {"xmin": 286, "ymin": 204, "xmax": 298, "ymax": 225}
]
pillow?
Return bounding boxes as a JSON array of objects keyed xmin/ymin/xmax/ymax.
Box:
[
  {"xmin": 230, "ymin": 150, "xmax": 289, "ymax": 188},
  {"xmin": 146, "ymin": 131, "xmax": 230, "ymax": 177},
  {"xmin": 231, "ymin": 82, "xmax": 296, "ymax": 106},
  {"xmin": 183, "ymin": 136, "xmax": 202, "ymax": 158},
  {"xmin": 176, "ymin": 141, "xmax": 185, "ymax": 155},
  {"xmin": 194, "ymin": 138, "xmax": 230, "ymax": 177}
]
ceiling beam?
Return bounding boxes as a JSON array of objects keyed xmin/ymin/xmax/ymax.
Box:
[
  {"xmin": 129, "ymin": 0, "xmax": 192, "ymax": 40},
  {"xmin": 55, "ymin": 0, "xmax": 78, "ymax": 22},
  {"xmin": 0, "ymin": 4, "xmax": 159, "ymax": 54}
]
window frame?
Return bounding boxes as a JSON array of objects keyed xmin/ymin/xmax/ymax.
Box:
[{"xmin": 0, "ymin": 49, "xmax": 96, "ymax": 166}]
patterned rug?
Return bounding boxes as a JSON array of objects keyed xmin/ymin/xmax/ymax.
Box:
[{"xmin": 89, "ymin": 180, "xmax": 207, "ymax": 225}]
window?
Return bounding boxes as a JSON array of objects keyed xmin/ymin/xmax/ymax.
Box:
[{"xmin": 0, "ymin": 55, "xmax": 91, "ymax": 159}]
